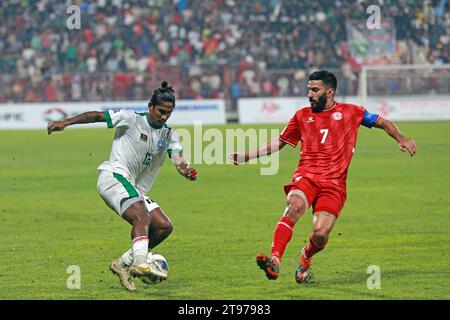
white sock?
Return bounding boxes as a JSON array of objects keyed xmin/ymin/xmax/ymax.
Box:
[
  {"xmin": 132, "ymin": 236, "xmax": 149, "ymax": 265},
  {"xmin": 118, "ymin": 249, "xmax": 133, "ymax": 267}
]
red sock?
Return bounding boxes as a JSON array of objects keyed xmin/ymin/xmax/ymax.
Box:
[
  {"xmin": 304, "ymin": 235, "xmax": 327, "ymax": 259},
  {"xmin": 271, "ymin": 216, "xmax": 296, "ymax": 261}
]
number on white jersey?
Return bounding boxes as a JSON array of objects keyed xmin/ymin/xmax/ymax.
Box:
[
  {"xmin": 320, "ymin": 129, "xmax": 329, "ymax": 144},
  {"xmin": 143, "ymin": 152, "xmax": 152, "ymax": 165}
]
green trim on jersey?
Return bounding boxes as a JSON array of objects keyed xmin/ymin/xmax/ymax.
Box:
[
  {"xmin": 104, "ymin": 111, "xmax": 113, "ymax": 128},
  {"xmin": 113, "ymin": 173, "xmax": 139, "ymax": 198}
]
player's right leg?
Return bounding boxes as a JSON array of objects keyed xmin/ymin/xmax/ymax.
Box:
[
  {"xmin": 256, "ymin": 185, "xmax": 310, "ymax": 280},
  {"xmin": 111, "ymin": 205, "xmax": 172, "ymax": 284},
  {"xmin": 97, "ymin": 171, "xmax": 152, "ymax": 281},
  {"xmin": 109, "ymin": 252, "xmax": 136, "ymax": 291},
  {"xmin": 121, "ymin": 201, "xmax": 153, "ymax": 277}
]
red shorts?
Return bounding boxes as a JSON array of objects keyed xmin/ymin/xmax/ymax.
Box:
[{"xmin": 284, "ymin": 176, "xmax": 347, "ymax": 218}]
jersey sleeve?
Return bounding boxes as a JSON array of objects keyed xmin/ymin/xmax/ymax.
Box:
[
  {"xmin": 167, "ymin": 130, "xmax": 183, "ymax": 158},
  {"xmin": 361, "ymin": 109, "xmax": 381, "ymax": 128},
  {"xmin": 279, "ymin": 112, "xmax": 301, "ymax": 147},
  {"xmin": 104, "ymin": 109, "xmax": 134, "ymax": 129}
]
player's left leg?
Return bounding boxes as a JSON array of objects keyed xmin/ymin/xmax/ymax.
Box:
[
  {"xmin": 295, "ymin": 185, "xmax": 344, "ymax": 283},
  {"xmin": 295, "ymin": 211, "xmax": 336, "ymax": 283},
  {"xmin": 148, "ymin": 207, "xmax": 173, "ymax": 249},
  {"xmin": 308, "ymin": 211, "xmax": 336, "ymax": 255},
  {"xmin": 141, "ymin": 196, "xmax": 173, "ymax": 249}
]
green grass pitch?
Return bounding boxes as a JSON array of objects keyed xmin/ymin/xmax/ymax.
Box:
[{"xmin": 0, "ymin": 121, "xmax": 449, "ymax": 299}]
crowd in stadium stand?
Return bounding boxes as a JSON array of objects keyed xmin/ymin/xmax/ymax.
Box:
[{"xmin": 0, "ymin": 0, "xmax": 448, "ymax": 105}]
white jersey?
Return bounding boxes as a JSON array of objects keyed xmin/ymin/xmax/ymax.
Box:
[{"xmin": 97, "ymin": 109, "xmax": 182, "ymax": 194}]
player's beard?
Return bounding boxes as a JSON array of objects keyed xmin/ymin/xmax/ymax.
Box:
[
  {"xmin": 155, "ymin": 120, "xmax": 165, "ymax": 128},
  {"xmin": 147, "ymin": 113, "xmax": 166, "ymax": 128},
  {"xmin": 310, "ymin": 93, "xmax": 327, "ymax": 113}
]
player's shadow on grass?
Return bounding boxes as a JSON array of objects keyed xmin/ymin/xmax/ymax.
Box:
[
  {"xmin": 139, "ymin": 278, "xmax": 201, "ymax": 299},
  {"xmin": 305, "ymin": 270, "xmax": 412, "ymax": 300}
]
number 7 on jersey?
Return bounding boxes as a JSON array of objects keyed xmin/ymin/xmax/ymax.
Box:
[{"xmin": 320, "ymin": 129, "xmax": 329, "ymax": 144}]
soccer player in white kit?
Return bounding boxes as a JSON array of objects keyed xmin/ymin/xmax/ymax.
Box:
[{"xmin": 47, "ymin": 82, "xmax": 197, "ymax": 291}]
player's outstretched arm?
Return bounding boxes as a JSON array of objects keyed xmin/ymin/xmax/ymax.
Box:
[
  {"xmin": 171, "ymin": 152, "xmax": 197, "ymax": 181},
  {"xmin": 373, "ymin": 117, "xmax": 417, "ymax": 157},
  {"xmin": 228, "ymin": 137, "xmax": 287, "ymax": 165},
  {"xmin": 47, "ymin": 111, "xmax": 106, "ymax": 135}
]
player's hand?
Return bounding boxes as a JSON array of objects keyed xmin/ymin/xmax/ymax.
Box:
[
  {"xmin": 184, "ymin": 167, "xmax": 197, "ymax": 181},
  {"xmin": 47, "ymin": 121, "xmax": 67, "ymax": 135},
  {"xmin": 398, "ymin": 138, "xmax": 416, "ymax": 157},
  {"xmin": 228, "ymin": 152, "xmax": 248, "ymax": 165}
]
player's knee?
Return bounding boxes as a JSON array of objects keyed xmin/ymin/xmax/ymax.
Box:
[
  {"xmin": 285, "ymin": 207, "xmax": 300, "ymax": 222},
  {"xmin": 163, "ymin": 221, "xmax": 173, "ymax": 236},
  {"xmin": 153, "ymin": 219, "xmax": 173, "ymax": 237},
  {"xmin": 123, "ymin": 201, "xmax": 151, "ymax": 225},
  {"xmin": 285, "ymin": 197, "xmax": 306, "ymax": 221},
  {"xmin": 312, "ymin": 229, "xmax": 329, "ymax": 246},
  {"xmin": 131, "ymin": 211, "xmax": 151, "ymax": 227}
]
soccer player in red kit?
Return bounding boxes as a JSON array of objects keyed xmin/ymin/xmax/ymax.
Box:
[{"xmin": 229, "ymin": 70, "xmax": 416, "ymax": 283}]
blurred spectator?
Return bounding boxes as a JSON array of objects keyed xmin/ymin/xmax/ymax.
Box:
[
  {"xmin": 44, "ymin": 79, "xmax": 57, "ymax": 102},
  {"xmin": 71, "ymin": 75, "xmax": 82, "ymax": 101},
  {"xmin": 0, "ymin": 0, "xmax": 448, "ymax": 105},
  {"xmin": 230, "ymin": 80, "xmax": 241, "ymax": 106}
]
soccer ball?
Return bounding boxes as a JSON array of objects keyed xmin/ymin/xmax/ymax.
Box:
[{"xmin": 140, "ymin": 252, "xmax": 169, "ymax": 285}]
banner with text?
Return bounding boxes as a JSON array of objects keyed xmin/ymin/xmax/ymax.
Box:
[
  {"xmin": 0, "ymin": 100, "xmax": 226, "ymax": 130},
  {"xmin": 238, "ymin": 96, "xmax": 450, "ymax": 124},
  {"xmin": 238, "ymin": 97, "xmax": 310, "ymax": 124},
  {"xmin": 238, "ymin": 96, "xmax": 363, "ymax": 124},
  {"xmin": 364, "ymin": 96, "xmax": 450, "ymax": 121}
]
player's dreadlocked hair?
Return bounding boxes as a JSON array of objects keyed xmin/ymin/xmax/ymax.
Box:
[
  {"xmin": 150, "ymin": 81, "xmax": 176, "ymax": 107},
  {"xmin": 308, "ymin": 70, "xmax": 337, "ymax": 91}
]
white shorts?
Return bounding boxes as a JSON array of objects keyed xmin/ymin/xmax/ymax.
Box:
[{"xmin": 97, "ymin": 170, "xmax": 160, "ymax": 216}]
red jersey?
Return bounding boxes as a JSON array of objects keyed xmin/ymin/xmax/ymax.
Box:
[{"xmin": 279, "ymin": 102, "xmax": 380, "ymax": 187}]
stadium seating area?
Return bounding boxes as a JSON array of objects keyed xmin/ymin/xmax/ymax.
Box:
[{"xmin": 0, "ymin": 0, "xmax": 448, "ymax": 106}]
